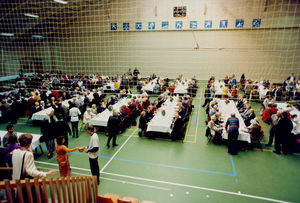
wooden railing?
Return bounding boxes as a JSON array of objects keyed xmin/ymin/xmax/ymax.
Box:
[{"xmin": 0, "ymin": 176, "xmax": 98, "ymax": 203}]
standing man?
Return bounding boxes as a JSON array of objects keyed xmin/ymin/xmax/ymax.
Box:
[
  {"xmin": 202, "ymin": 84, "xmax": 211, "ymax": 107},
  {"xmin": 53, "ymin": 113, "xmax": 71, "ymax": 147},
  {"xmin": 106, "ymin": 111, "xmax": 120, "ymax": 148},
  {"xmin": 225, "ymin": 113, "xmax": 240, "ymax": 155},
  {"xmin": 69, "ymin": 103, "xmax": 81, "ymax": 138},
  {"xmin": 274, "ymin": 112, "xmax": 293, "ymax": 155},
  {"xmin": 84, "ymin": 125, "xmax": 100, "ymax": 184}
]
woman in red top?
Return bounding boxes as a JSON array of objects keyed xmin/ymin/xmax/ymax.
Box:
[
  {"xmin": 168, "ymin": 85, "xmax": 175, "ymax": 94},
  {"xmin": 55, "ymin": 136, "xmax": 78, "ymax": 177}
]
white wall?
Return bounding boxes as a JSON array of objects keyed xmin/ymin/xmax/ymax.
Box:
[{"xmin": 50, "ymin": 0, "xmax": 300, "ymax": 81}]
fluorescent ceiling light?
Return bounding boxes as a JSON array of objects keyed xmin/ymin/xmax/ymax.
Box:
[
  {"xmin": 53, "ymin": 0, "xmax": 68, "ymax": 4},
  {"xmin": 24, "ymin": 13, "xmax": 39, "ymax": 18},
  {"xmin": 0, "ymin": 33, "xmax": 14, "ymax": 37},
  {"xmin": 32, "ymin": 35, "xmax": 43, "ymax": 38}
]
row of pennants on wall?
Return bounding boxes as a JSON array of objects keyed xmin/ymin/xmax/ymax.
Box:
[{"xmin": 110, "ymin": 19, "xmax": 262, "ymax": 31}]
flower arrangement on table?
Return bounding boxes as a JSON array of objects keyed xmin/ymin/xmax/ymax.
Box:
[
  {"xmin": 161, "ymin": 109, "xmax": 166, "ymax": 116},
  {"xmin": 225, "ymin": 99, "xmax": 230, "ymax": 104},
  {"xmin": 170, "ymin": 97, "xmax": 174, "ymax": 102}
]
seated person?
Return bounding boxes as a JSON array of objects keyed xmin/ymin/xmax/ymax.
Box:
[
  {"xmin": 83, "ymin": 108, "xmax": 95, "ymax": 125},
  {"xmin": 208, "ymin": 115, "xmax": 223, "ymax": 144},
  {"xmin": 171, "ymin": 114, "xmax": 184, "ymax": 141},
  {"xmin": 262, "ymin": 104, "xmax": 272, "ymax": 124},
  {"xmin": 209, "ymin": 105, "xmax": 218, "ymax": 118},
  {"xmin": 247, "ymin": 118, "xmax": 262, "ymax": 143},
  {"xmin": 2, "ymin": 124, "xmax": 17, "ymax": 148},
  {"xmin": 244, "ymin": 109, "xmax": 256, "ymax": 127},
  {"xmin": 145, "ymin": 106, "xmax": 154, "ymax": 122},
  {"xmin": 241, "ymin": 105, "xmax": 251, "ymax": 119},
  {"xmin": 30, "ymin": 102, "xmax": 42, "ymax": 117},
  {"xmin": 108, "ymin": 95, "xmax": 117, "ymax": 105},
  {"xmin": 236, "ymin": 95, "xmax": 244, "ymax": 109}
]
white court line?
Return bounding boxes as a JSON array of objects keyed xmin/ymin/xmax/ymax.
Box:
[
  {"xmin": 101, "ymin": 128, "xmax": 137, "ymax": 173},
  {"xmin": 102, "ymin": 172, "xmax": 290, "ymax": 203},
  {"xmin": 35, "ymin": 161, "xmax": 289, "ymax": 203},
  {"xmin": 71, "ymin": 171, "xmax": 171, "ymax": 191}
]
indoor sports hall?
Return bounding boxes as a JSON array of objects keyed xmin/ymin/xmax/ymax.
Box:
[{"xmin": 0, "ymin": 0, "xmax": 299, "ymax": 203}]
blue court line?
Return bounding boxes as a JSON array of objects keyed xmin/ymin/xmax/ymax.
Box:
[
  {"xmin": 230, "ymin": 155, "xmax": 237, "ymax": 176},
  {"xmin": 42, "ymin": 147, "xmax": 235, "ymax": 177},
  {"xmin": 230, "ymin": 155, "xmax": 238, "ymax": 183}
]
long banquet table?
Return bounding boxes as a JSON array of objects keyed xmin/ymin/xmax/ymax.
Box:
[
  {"xmin": 0, "ymin": 130, "xmax": 41, "ymax": 151},
  {"xmin": 90, "ymin": 96, "xmax": 135, "ymax": 127},
  {"xmin": 146, "ymin": 97, "xmax": 179, "ymax": 134},
  {"xmin": 31, "ymin": 107, "xmax": 54, "ymax": 121},
  {"xmin": 276, "ymin": 102, "xmax": 300, "ymax": 134},
  {"xmin": 217, "ymin": 99, "xmax": 251, "ymax": 143},
  {"xmin": 174, "ymin": 80, "xmax": 189, "ymax": 94}
]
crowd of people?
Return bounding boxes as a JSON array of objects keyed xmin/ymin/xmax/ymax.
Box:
[
  {"xmin": 204, "ymin": 74, "xmax": 300, "ymax": 155},
  {"xmin": 0, "ymin": 69, "xmax": 198, "ymax": 199}
]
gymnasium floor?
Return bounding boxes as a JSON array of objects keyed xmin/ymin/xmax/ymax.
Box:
[{"xmin": 1, "ymin": 82, "xmax": 299, "ymax": 203}]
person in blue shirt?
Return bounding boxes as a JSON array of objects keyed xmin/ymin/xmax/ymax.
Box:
[{"xmin": 231, "ymin": 74, "xmax": 237, "ymax": 86}]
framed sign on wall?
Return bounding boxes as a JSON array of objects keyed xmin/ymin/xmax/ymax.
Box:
[{"xmin": 173, "ymin": 6, "xmax": 186, "ymax": 17}]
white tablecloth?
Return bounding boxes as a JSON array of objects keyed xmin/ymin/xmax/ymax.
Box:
[
  {"xmin": 0, "ymin": 89, "xmax": 19, "ymax": 96},
  {"xmin": 142, "ymin": 78, "xmax": 158, "ymax": 92},
  {"xmin": 217, "ymin": 100, "xmax": 251, "ymax": 143},
  {"xmin": 90, "ymin": 97, "xmax": 134, "ymax": 127},
  {"xmin": 147, "ymin": 97, "xmax": 179, "ymax": 133},
  {"xmin": 0, "ymin": 130, "xmax": 41, "ymax": 151},
  {"xmin": 213, "ymin": 81, "xmax": 225, "ymax": 96},
  {"xmin": 31, "ymin": 107, "xmax": 54, "ymax": 121},
  {"xmin": 257, "ymin": 84, "xmax": 268, "ymax": 100},
  {"xmin": 174, "ymin": 80, "xmax": 189, "ymax": 94},
  {"xmin": 276, "ymin": 102, "xmax": 300, "ymax": 134}
]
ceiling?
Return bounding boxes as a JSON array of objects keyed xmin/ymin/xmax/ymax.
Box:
[{"xmin": 0, "ymin": 0, "xmax": 104, "ymax": 42}]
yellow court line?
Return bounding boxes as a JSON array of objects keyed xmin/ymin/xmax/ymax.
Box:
[
  {"xmin": 122, "ymin": 134, "xmax": 139, "ymax": 138},
  {"xmin": 16, "ymin": 122, "xmax": 32, "ymax": 125},
  {"xmin": 183, "ymin": 99, "xmax": 194, "ymax": 143},
  {"xmin": 253, "ymin": 148, "xmax": 300, "ymax": 155},
  {"xmin": 193, "ymin": 88, "xmax": 203, "ymax": 144}
]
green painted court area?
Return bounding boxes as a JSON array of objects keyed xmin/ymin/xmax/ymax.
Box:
[{"xmin": 2, "ymin": 83, "xmax": 299, "ymax": 203}]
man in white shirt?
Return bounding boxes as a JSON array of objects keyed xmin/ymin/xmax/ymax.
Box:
[
  {"xmin": 84, "ymin": 125, "xmax": 100, "ymax": 184},
  {"xmin": 69, "ymin": 103, "xmax": 81, "ymax": 138}
]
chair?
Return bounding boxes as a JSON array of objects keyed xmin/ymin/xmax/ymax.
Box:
[
  {"xmin": 205, "ymin": 127, "xmax": 213, "ymax": 144},
  {"xmin": 104, "ymin": 193, "xmax": 120, "ymax": 203},
  {"xmin": 1, "ymin": 176, "xmax": 98, "ymax": 203},
  {"xmin": 118, "ymin": 196, "xmax": 139, "ymax": 203},
  {"xmin": 98, "ymin": 195, "xmax": 115, "ymax": 203}
]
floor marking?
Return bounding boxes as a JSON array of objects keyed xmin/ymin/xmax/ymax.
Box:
[
  {"xmin": 101, "ymin": 128, "xmax": 138, "ymax": 173},
  {"xmin": 194, "ymin": 89, "xmax": 202, "ymax": 144},
  {"xmin": 122, "ymin": 134, "xmax": 139, "ymax": 138},
  {"xmin": 102, "ymin": 172, "xmax": 290, "ymax": 203},
  {"xmin": 71, "ymin": 171, "xmax": 171, "ymax": 191},
  {"xmin": 230, "ymin": 155, "xmax": 237, "ymax": 176},
  {"xmin": 31, "ymin": 162, "xmax": 292, "ymax": 202},
  {"xmin": 184, "ymin": 91, "xmax": 197, "ymax": 143}
]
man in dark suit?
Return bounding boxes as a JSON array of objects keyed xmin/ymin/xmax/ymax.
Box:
[
  {"xmin": 202, "ymin": 84, "xmax": 211, "ymax": 107},
  {"xmin": 53, "ymin": 113, "xmax": 71, "ymax": 147},
  {"xmin": 106, "ymin": 111, "xmax": 120, "ymax": 148},
  {"xmin": 244, "ymin": 109, "xmax": 256, "ymax": 127},
  {"xmin": 171, "ymin": 114, "xmax": 183, "ymax": 141}
]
